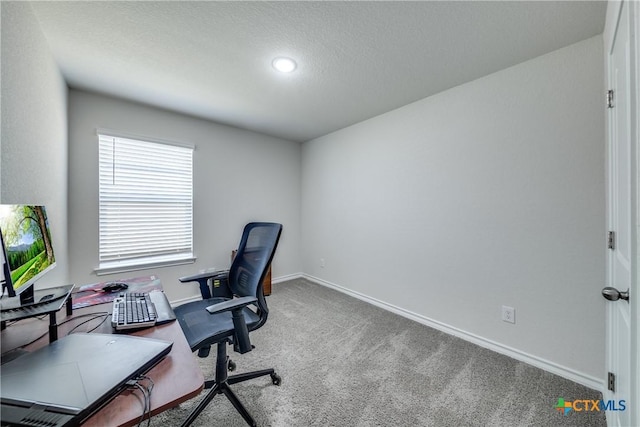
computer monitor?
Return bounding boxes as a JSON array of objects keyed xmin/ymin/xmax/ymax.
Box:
[{"xmin": 0, "ymin": 205, "xmax": 58, "ymax": 306}]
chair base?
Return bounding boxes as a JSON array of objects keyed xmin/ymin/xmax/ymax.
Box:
[{"xmin": 181, "ymin": 342, "xmax": 280, "ymax": 427}]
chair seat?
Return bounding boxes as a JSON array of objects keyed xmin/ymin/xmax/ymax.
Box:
[{"xmin": 174, "ymin": 298, "xmax": 261, "ymax": 351}]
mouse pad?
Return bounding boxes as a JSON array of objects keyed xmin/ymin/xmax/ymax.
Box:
[{"xmin": 72, "ymin": 275, "xmax": 162, "ymax": 309}]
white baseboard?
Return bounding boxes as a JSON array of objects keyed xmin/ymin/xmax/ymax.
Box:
[
  {"xmin": 272, "ymin": 272, "xmax": 304, "ymax": 284},
  {"xmin": 301, "ymin": 273, "xmax": 605, "ymax": 392}
]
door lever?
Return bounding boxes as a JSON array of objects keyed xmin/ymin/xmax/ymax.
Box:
[{"xmin": 602, "ymin": 287, "xmax": 630, "ymax": 302}]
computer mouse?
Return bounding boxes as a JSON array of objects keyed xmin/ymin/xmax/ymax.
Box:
[{"xmin": 101, "ymin": 282, "xmax": 129, "ymax": 292}]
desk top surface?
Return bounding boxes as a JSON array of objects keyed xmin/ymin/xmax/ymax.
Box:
[{"xmin": 0, "ymin": 288, "xmax": 204, "ymax": 427}]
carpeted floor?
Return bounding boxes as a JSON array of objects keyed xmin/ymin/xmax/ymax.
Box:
[{"xmin": 151, "ymin": 278, "xmax": 606, "ymax": 426}]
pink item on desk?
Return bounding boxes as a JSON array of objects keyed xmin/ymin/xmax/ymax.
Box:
[{"xmin": 72, "ymin": 275, "xmax": 162, "ymax": 309}]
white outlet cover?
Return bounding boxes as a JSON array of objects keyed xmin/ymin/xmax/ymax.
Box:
[{"xmin": 502, "ymin": 306, "xmax": 515, "ymax": 324}]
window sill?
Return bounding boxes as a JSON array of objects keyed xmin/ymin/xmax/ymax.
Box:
[{"xmin": 95, "ymin": 254, "xmax": 196, "ymax": 276}]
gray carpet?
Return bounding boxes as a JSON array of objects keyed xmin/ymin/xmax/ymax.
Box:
[{"xmin": 152, "ymin": 278, "xmax": 606, "ymax": 426}]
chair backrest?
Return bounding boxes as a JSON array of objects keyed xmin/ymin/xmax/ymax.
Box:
[{"xmin": 228, "ymin": 222, "xmax": 282, "ymax": 326}]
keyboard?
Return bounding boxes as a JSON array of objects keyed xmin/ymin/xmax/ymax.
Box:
[{"xmin": 111, "ymin": 293, "xmax": 157, "ymax": 331}]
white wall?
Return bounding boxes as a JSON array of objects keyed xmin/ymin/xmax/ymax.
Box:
[
  {"xmin": 1, "ymin": 3, "xmax": 607, "ymax": 388},
  {"xmin": 68, "ymin": 90, "xmax": 301, "ymax": 302},
  {"xmin": 0, "ymin": 2, "xmax": 69, "ymax": 288},
  {"xmin": 301, "ymin": 36, "xmax": 605, "ymax": 384}
]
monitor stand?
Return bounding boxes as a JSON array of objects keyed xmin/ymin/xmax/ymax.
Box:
[
  {"xmin": 0, "ymin": 285, "xmax": 74, "ymax": 342},
  {"xmin": 0, "ymin": 286, "xmax": 71, "ymax": 312}
]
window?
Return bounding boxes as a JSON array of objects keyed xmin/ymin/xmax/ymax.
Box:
[{"xmin": 97, "ymin": 132, "xmax": 194, "ymax": 274}]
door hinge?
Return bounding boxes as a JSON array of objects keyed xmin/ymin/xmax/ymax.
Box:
[
  {"xmin": 607, "ymin": 90, "xmax": 615, "ymax": 108},
  {"xmin": 608, "ymin": 231, "xmax": 616, "ymax": 250},
  {"xmin": 608, "ymin": 372, "xmax": 616, "ymax": 392}
]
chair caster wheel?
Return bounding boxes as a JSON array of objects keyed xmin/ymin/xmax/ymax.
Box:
[
  {"xmin": 270, "ymin": 373, "xmax": 282, "ymax": 386},
  {"xmin": 228, "ymin": 360, "xmax": 236, "ymax": 371}
]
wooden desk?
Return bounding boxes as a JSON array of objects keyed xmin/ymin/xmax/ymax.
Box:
[{"xmin": 0, "ymin": 298, "xmax": 204, "ymax": 427}]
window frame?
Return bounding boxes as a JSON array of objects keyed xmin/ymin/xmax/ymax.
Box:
[{"xmin": 95, "ymin": 129, "xmax": 195, "ymax": 275}]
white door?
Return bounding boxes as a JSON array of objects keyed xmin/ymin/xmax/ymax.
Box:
[{"xmin": 604, "ymin": 1, "xmax": 634, "ymax": 426}]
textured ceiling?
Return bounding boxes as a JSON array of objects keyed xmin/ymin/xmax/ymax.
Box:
[{"xmin": 29, "ymin": 1, "xmax": 606, "ymax": 142}]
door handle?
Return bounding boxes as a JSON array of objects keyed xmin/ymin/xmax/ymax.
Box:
[{"xmin": 602, "ymin": 287, "xmax": 630, "ymax": 302}]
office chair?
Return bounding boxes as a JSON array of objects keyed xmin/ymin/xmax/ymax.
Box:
[{"xmin": 174, "ymin": 222, "xmax": 283, "ymax": 427}]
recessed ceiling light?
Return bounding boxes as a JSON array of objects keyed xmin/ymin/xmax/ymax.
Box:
[{"xmin": 272, "ymin": 57, "xmax": 297, "ymax": 73}]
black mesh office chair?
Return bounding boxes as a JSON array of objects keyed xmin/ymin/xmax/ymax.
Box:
[{"xmin": 174, "ymin": 222, "xmax": 283, "ymax": 426}]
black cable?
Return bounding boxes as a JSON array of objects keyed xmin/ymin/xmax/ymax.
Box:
[
  {"xmin": 14, "ymin": 312, "xmax": 110, "ymax": 348},
  {"xmin": 125, "ymin": 381, "xmax": 146, "ymax": 424},
  {"xmin": 138, "ymin": 375, "xmax": 155, "ymax": 392},
  {"xmin": 20, "ymin": 330, "xmax": 50, "ymax": 348},
  {"xmin": 131, "ymin": 382, "xmax": 149, "ymax": 427},
  {"xmin": 66, "ymin": 312, "xmax": 109, "ymax": 334},
  {"xmin": 86, "ymin": 313, "xmax": 110, "ymax": 333},
  {"xmin": 59, "ymin": 311, "xmax": 109, "ymax": 326},
  {"xmin": 136, "ymin": 375, "xmax": 154, "ymax": 426},
  {"xmin": 126, "ymin": 375, "xmax": 156, "ymax": 427}
]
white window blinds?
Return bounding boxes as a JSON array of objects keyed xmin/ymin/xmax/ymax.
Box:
[{"xmin": 98, "ymin": 133, "xmax": 194, "ymax": 273}]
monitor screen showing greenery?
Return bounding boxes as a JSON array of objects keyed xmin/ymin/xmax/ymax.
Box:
[{"xmin": 0, "ymin": 205, "xmax": 56, "ymax": 294}]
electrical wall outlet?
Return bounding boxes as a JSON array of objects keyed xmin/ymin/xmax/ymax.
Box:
[
  {"xmin": 502, "ymin": 306, "xmax": 515, "ymax": 324},
  {"xmin": 320, "ymin": 258, "xmax": 325, "ymax": 268}
]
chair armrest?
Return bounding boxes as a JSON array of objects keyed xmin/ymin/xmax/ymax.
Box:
[
  {"xmin": 179, "ymin": 269, "xmax": 229, "ymax": 299},
  {"xmin": 206, "ymin": 296, "xmax": 257, "ymax": 354},
  {"xmin": 205, "ymin": 296, "xmax": 257, "ymax": 314},
  {"xmin": 179, "ymin": 269, "xmax": 228, "ymax": 283}
]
